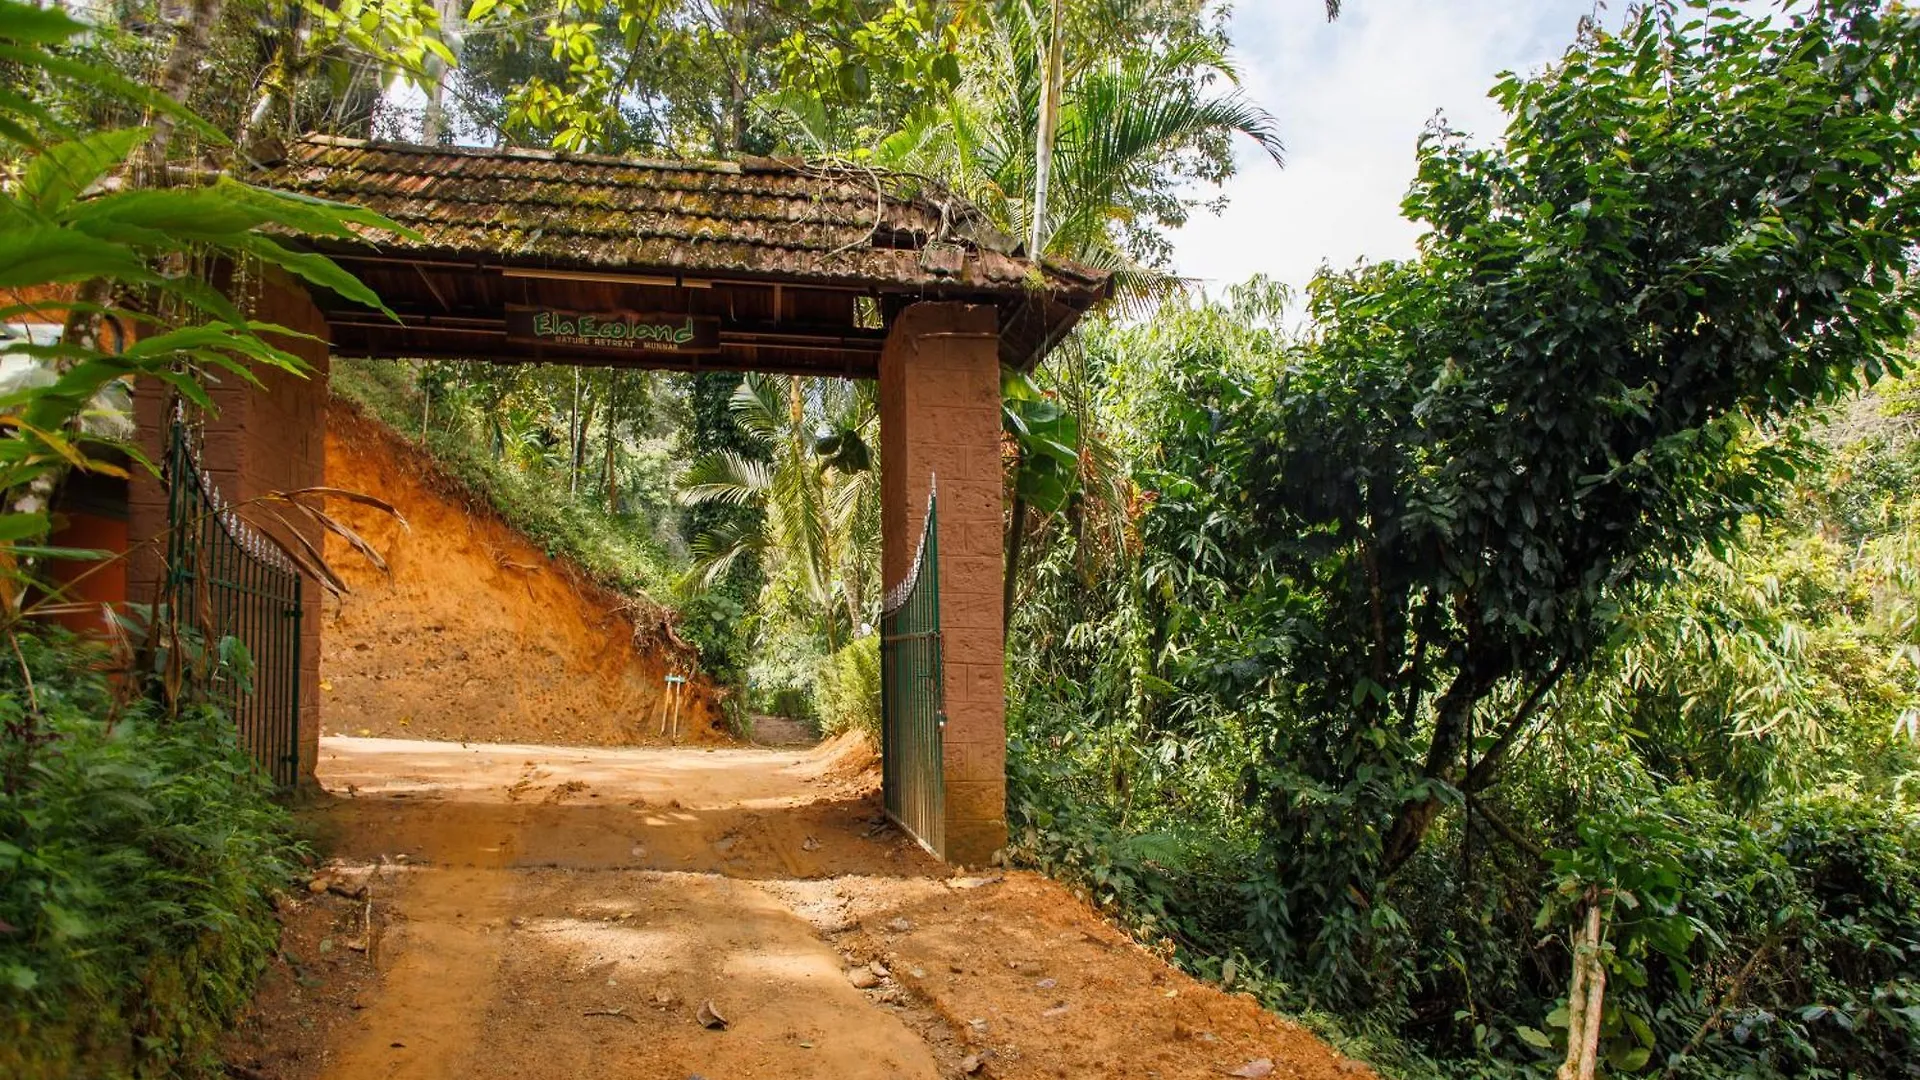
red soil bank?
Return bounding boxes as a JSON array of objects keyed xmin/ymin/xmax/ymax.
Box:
[{"xmin": 319, "ymin": 404, "xmax": 720, "ymax": 746}]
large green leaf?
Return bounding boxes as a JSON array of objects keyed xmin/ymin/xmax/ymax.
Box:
[
  {"xmin": 0, "ymin": 42, "xmax": 225, "ymax": 145},
  {"xmin": 21, "ymin": 128, "xmax": 150, "ymax": 214},
  {"xmin": 120, "ymin": 323, "xmax": 308, "ymax": 376},
  {"xmin": 0, "ymin": 0, "xmax": 86, "ymax": 46},
  {"xmin": 235, "ymin": 234, "xmax": 396, "ymax": 317},
  {"xmin": 0, "ymin": 226, "xmax": 157, "ymax": 288},
  {"xmin": 0, "ymin": 512, "xmax": 51, "ymax": 542},
  {"xmin": 64, "ymin": 186, "xmax": 282, "ymax": 244},
  {"xmin": 1002, "ymin": 367, "xmax": 1082, "ymax": 515},
  {"xmin": 215, "ymin": 179, "xmax": 424, "ymax": 243}
]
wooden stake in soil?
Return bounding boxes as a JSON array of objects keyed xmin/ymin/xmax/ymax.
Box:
[{"xmin": 657, "ymin": 672, "xmax": 687, "ymax": 741}]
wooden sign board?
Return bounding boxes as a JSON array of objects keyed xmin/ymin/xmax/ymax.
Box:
[{"xmin": 505, "ymin": 306, "xmax": 721, "ymax": 355}]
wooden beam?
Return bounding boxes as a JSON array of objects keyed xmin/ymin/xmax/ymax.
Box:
[
  {"xmin": 413, "ymin": 264, "xmax": 453, "ymax": 312},
  {"xmin": 499, "ymin": 266, "xmax": 713, "ymax": 289},
  {"xmin": 322, "ymin": 313, "xmax": 887, "ymax": 350},
  {"xmin": 323, "ymin": 340, "xmax": 876, "ymax": 378}
]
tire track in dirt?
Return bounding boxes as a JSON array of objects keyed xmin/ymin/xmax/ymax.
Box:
[{"xmin": 313, "ymin": 866, "xmax": 519, "ymax": 1079}]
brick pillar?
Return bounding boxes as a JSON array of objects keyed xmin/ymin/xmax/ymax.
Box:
[
  {"xmin": 879, "ymin": 302, "xmax": 1006, "ymax": 866},
  {"xmin": 130, "ymin": 268, "xmax": 330, "ymax": 791}
]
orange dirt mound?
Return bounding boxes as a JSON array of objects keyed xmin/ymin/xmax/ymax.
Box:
[
  {"xmin": 807, "ymin": 729, "xmax": 880, "ymax": 782},
  {"xmin": 318, "ymin": 404, "xmax": 720, "ymax": 746}
]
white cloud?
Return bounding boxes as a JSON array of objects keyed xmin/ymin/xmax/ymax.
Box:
[{"xmin": 1172, "ymin": 0, "xmax": 1603, "ymax": 294}]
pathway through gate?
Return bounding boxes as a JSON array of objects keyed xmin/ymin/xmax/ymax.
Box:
[{"xmin": 220, "ymin": 734, "xmax": 1373, "ymax": 1080}]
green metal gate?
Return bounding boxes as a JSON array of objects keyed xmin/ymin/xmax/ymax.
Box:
[
  {"xmin": 881, "ymin": 487, "xmax": 944, "ymax": 856},
  {"xmin": 164, "ymin": 422, "xmax": 304, "ymax": 788}
]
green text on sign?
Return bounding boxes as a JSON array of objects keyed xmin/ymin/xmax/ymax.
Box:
[{"xmin": 506, "ymin": 306, "xmax": 722, "ymax": 354}]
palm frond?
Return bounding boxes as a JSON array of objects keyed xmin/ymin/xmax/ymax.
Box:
[
  {"xmin": 686, "ymin": 516, "xmax": 769, "ymax": 592},
  {"xmin": 677, "ymin": 451, "xmax": 773, "ymax": 507},
  {"xmin": 728, "ymin": 373, "xmax": 788, "ymax": 445}
]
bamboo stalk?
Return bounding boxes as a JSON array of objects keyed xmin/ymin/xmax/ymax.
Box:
[{"xmin": 1557, "ymin": 900, "xmax": 1607, "ymax": 1080}]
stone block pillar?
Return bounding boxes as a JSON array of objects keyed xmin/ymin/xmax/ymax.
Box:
[
  {"xmin": 130, "ymin": 268, "xmax": 330, "ymax": 791},
  {"xmin": 879, "ymin": 302, "xmax": 1006, "ymax": 866}
]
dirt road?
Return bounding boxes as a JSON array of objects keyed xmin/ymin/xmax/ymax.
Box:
[{"xmin": 225, "ymin": 736, "xmax": 1370, "ymax": 1080}]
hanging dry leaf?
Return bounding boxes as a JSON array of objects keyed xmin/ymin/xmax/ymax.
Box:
[{"xmin": 279, "ymin": 486, "xmax": 411, "ymax": 526}]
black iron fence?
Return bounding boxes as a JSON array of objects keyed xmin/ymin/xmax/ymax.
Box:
[
  {"xmin": 882, "ymin": 484, "xmax": 944, "ymax": 856},
  {"xmin": 164, "ymin": 422, "xmax": 303, "ymax": 787}
]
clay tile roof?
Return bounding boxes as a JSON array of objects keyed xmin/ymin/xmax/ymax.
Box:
[{"xmin": 253, "ymin": 135, "xmax": 1111, "ymax": 303}]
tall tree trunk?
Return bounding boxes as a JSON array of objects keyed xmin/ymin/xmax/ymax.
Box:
[
  {"xmin": 144, "ymin": 0, "xmax": 227, "ymax": 178},
  {"xmin": 1029, "ymin": 0, "xmax": 1066, "ymax": 256},
  {"xmin": 725, "ymin": 0, "xmax": 746, "ymax": 153},
  {"xmin": 573, "ymin": 375, "xmax": 599, "ymax": 495},
  {"xmin": 63, "ymin": 0, "xmax": 224, "ymax": 350},
  {"xmin": 569, "ymin": 366, "xmax": 581, "ymax": 494},
  {"xmin": 1003, "ymin": 485, "xmax": 1028, "ymax": 634},
  {"xmin": 420, "ymin": 0, "xmax": 464, "ymax": 141},
  {"xmin": 604, "ymin": 374, "xmax": 619, "ymax": 514},
  {"xmin": 1379, "ymin": 650, "xmax": 1504, "ymax": 873},
  {"xmin": 235, "ymin": 43, "xmax": 288, "ymax": 159},
  {"xmin": 844, "ymin": 570, "xmax": 863, "ymax": 642}
]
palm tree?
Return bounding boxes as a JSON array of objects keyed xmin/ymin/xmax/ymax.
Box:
[
  {"xmin": 874, "ymin": 0, "xmax": 1285, "ymax": 302},
  {"xmin": 677, "ymin": 374, "xmax": 879, "ymax": 649},
  {"xmin": 760, "ymin": 2, "xmax": 1291, "ymax": 626}
]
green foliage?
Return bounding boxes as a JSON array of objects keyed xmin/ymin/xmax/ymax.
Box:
[
  {"xmin": 0, "ymin": 0, "xmax": 405, "ymax": 625},
  {"xmin": 1200, "ymin": 0, "xmax": 1917, "ymax": 995},
  {"xmin": 445, "ymin": 0, "xmax": 1274, "ymax": 295},
  {"xmin": 1005, "ymin": 3, "xmax": 1920, "ymax": 1066},
  {"xmin": 675, "ymin": 371, "xmax": 770, "ymax": 695},
  {"xmin": 458, "ymin": 0, "xmax": 966, "ymax": 152},
  {"xmin": 39, "ymin": 0, "xmax": 460, "ymax": 147},
  {"xmin": 1002, "ymin": 366, "xmax": 1080, "ymax": 516},
  {"xmin": 744, "ymin": 628, "xmax": 825, "ymax": 724},
  {"xmin": 0, "ymin": 632, "xmax": 299, "ymax": 1079},
  {"xmin": 328, "ymin": 358, "xmax": 679, "ymax": 606},
  {"xmin": 295, "ymin": 0, "xmax": 456, "ymax": 88},
  {"xmin": 816, "ymin": 634, "xmax": 879, "ymax": 740},
  {"xmin": 678, "ymin": 373, "xmax": 880, "ymax": 653},
  {"xmin": 1578, "ymin": 519, "xmax": 1920, "ymax": 811},
  {"xmin": 873, "ymin": 0, "xmax": 1279, "ymax": 295}
]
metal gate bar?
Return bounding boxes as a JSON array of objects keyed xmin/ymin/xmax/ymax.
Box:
[
  {"xmin": 164, "ymin": 422, "xmax": 303, "ymax": 787},
  {"xmin": 881, "ymin": 484, "xmax": 944, "ymax": 857}
]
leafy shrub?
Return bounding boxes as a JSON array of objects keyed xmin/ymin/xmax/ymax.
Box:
[
  {"xmin": 816, "ymin": 635, "xmax": 880, "ymax": 740},
  {"xmin": 674, "ymin": 587, "xmax": 752, "ymax": 699},
  {"xmin": 0, "ymin": 632, "xmax": 298, "ymax": 1079},
  {"xmin": 745, "ymin": 630, "xmax": 825, "ymax": 725},
  {"xmin": 1383, "ymin": 785, "xmax": 1920, "ymax": 1079},
  {"xmin": 1668, "ymin": 795, "xmax": 1920, "ymax": 1078}
]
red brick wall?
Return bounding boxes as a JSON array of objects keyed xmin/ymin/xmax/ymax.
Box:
[
  {"xmin": 130, "ymin": 269, "xmax": 330, "ymax": 790},
  {"xmin": 40, "ymin": 510, "xmax": 126, "ymax": 635},
  {"xmin": 879, "ymin": 302, "xmax": 1006, "ymax": 866}
]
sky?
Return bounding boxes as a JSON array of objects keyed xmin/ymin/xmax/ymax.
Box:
[{"xmin": 1169, "ymin": 0, "xmax": 1616, "ymax": 293}]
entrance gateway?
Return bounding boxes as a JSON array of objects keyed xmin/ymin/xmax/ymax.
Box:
[{"xmin": 120, "ymin": 135, "xmax": 1109, "ymax": 865}]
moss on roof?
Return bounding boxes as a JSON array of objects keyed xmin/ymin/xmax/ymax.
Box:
[{"xmin": 255, "ymin": 135, "xmax": 1108, "ymax": 299}]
